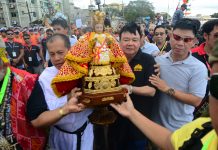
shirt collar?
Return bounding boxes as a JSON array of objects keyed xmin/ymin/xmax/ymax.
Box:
[
  {"xmin": 132, "ymin": 49, "xmax": 143, "ymax": 62},
  {"xmin": 164, "ymin": 50, "xmax": 193, "ymax": 64},
  {"xmin": 5, "ymin": 38, "xmax": 15, "ymax": 43}
]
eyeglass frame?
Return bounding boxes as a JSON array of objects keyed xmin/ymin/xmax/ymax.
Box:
[
  {"xmin": 172, "ymin": 33, "xmax": 194, "ymax": 43},
  {"xmin": 154, "ymin": 32, "xmax": 165, "ymax": 36},
  {"xmin": 7, "ymin": 32, "xmax": 14, "ymax": 35}
]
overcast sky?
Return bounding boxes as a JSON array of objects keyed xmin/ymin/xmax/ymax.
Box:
[{"xmin": 72, "ymin": 0, "xmax": 218, "ymax": 16}]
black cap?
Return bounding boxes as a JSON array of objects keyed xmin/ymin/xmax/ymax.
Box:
[{"xmin": 181, "ymin": 4, "xmax": 187, "ymax": 9}]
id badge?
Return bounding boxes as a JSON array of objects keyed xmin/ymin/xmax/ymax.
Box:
[
  {"xmin": 12, "ymin": 52, "xmax": 16, "ymax": 57},
  {"xmin": 28, "ymin": 57, "xmax": 32, "ymax": 61}
]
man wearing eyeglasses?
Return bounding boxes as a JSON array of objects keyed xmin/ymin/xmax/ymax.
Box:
[
  {"xmin": 149, "ymin": 18, "xmax": 208, "ymax": 131},
  {"xmin": 5, "ymin": 29, "xmax": 24, "ymax": 69},
  {"xmin": 13, "ymin": 28, "xmax": 24, "ymax": 45},
  {"xmin": 23, "ymin": 34, "xmax": 45, "ymax": 74},
  {"xmin": 191, "ymin": 19, "xmax": 218, "ymax": 118},
  {"xmin": 192, "ymin": 19, "xmax": 218, "ymax": 73},
  {"xmin": 153, "ymin": 25, "xmax": 171, "ymax": 55}
]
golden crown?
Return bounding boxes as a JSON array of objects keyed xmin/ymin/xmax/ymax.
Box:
[{"xmin": 93, "ymin": 11, "xmax": 105, "ymax": 25}]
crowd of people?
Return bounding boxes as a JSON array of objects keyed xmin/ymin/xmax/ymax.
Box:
[{"xmin": 0, "ymin": 8, "xmax": 218, "ymax": 150}]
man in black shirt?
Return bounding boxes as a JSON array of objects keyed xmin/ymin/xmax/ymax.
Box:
[
  {"xmin": 107, "ymin": 22, "xmax": 158, "ymax": 150},
  {"xmin": 5, "ymin": 29, "xmax": 24, "ymax": 69},
  {"xmin": 23, "ymin": 34, "xmax": 45, "ymax": 74}
]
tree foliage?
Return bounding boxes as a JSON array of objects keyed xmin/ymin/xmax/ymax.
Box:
[
  {"xmin": 211, "ymin": 13, "xmax": 218, "ymax": 18},
  {"xmin": 124, "ymin": 0, "xmax": 155, "ymax": 22}
]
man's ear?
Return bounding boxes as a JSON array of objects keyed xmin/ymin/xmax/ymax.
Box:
[
  {"xmin": 192, "ymin": 37, "xmax": 198, "ymax": 48},
  {"xmin": 203, "ymin": 32, "xmax": 208, "ymax": 41}
]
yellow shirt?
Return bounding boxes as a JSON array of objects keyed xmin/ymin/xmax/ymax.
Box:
[{"xmin": 171, "ymin": 117, "xmax": 217, "ymax": 150}]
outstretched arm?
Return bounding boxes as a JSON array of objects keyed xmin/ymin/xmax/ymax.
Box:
[{"xmin": 110, "ymin": 95, "xmax": 174, "ymax": 150}]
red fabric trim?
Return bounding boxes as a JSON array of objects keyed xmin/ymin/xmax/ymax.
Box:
[
  {"xmin": 191, "ymin": 43, "xmax": 206, "ymax": 55},
  {"xmin": 119, "ymin": 76, "xmax": 133, "ymax": 85},
  {"xmin": 55, "ymin": 80, "xmax": 79, "ymax": 97}
]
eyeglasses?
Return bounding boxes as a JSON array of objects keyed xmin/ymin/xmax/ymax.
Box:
[
  {"xmin": 155, "ymin": 32, "xmax": 165, "ymax": 36},
  {"xmin": 14, "ymin": 32, "xmax": 19, "ymax": 35},
  {"xmin": 172, "ymin": 33, "xmax": 194, "ymax": 43},
  {"xmin": 7, "ymin": 33, "xmax": 14, "ymax": 35}
]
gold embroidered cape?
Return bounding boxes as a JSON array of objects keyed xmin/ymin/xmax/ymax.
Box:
[{"xmin": 51, "ymin": 32, "xmax": 135, "ymax": 97}]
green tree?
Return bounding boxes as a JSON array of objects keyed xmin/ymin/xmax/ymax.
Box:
[
  {"xmin": 124, "ymin": 0, "xmax": 155, "ymax": 22},
  {"xmin": 211, "ymin": 13, "xmax": 218, "ymax": 18}
]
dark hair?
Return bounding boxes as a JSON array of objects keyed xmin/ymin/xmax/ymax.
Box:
[
  {"xmin": 154, "ymin": 25, "xmax": 167, "ymax": 34},
  {"xmin": 173, "ymin": 18, "xmax": 198, "ymax": 36},
  {"xmin": 201, "ymin": 19, "xmax": 218, "ymax": 34},
  {"xmin": 104, "ymin": 18, "xmax": 111, "ymax": 27},
  {"xmin": 165, "ymin": 24, "xmax": 172, "ymax": 31},
  {"xmin": 6, "ymin": 29, "xmax": 14, "ymax": 33},
  {"xmin": 181, "ymin": 4, "xmax": 187, "ymax": 9},
  {"xmin": 46, "ymin": 28, "xmax": 54, "ymax": 33},
  {"xmin": 46, "ymin": 33, "xmax": 71, "ymax": 49},
  {"xmin": 119, "ymin": 22, "xmax": 142, "ymax": 39},
  {"xmin": 82, "ymin": 27, "xmax": 93, "ymax": 34},
  {"xmin": 192, "ymin": 19, "xmax": 201, "ymax": 32},
  {"xmin": 51, "ymin": 18, "xmax": 69, "ymax": 29}
]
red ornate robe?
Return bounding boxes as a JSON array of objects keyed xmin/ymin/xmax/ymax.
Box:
[
  {"xmin": 51, "ymin": 32, "xmax": 135, "ymax": 97},
  {"xmin": 10, "ymin": 67, "xmax": 47, "ymax": 150}
]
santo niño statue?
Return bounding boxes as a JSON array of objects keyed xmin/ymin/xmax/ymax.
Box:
[{"xmin": 51, "ymin": 11, "xmax": 135, "ymax": 124}]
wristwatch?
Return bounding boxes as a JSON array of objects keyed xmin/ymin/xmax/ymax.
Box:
[
  {"xmin": 166, "ymin": 88, "xmax": 175, "ymax": 96},
  {"xmin": 59, "ymin": 107, "xmax": 67, "ymax": 117}
]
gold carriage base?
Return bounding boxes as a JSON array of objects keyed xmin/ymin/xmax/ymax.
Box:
[{"xmin": 78, "ymin": 65, "xmax": 127, "ymax": 125}]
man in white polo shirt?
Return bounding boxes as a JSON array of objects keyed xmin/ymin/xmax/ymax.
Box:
[{"xmin": 149, "ymin": 18, "xmax": 208, "ymax": 131}]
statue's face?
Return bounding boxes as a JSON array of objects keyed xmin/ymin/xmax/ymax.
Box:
[{"xmin": 95, "ymin": 24, "xmax": 104, "ymax": 33}]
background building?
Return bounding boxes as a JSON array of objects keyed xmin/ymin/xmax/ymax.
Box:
[{"xmin": 0, "ymin": 0, "xmax": 64, "ymax": 27}]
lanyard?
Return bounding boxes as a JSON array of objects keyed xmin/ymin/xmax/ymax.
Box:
[
  {"xmin": 7, "ymin": 42, "xmax": 15, "ymax": 52},
  {"xmin": 25, "ymin": 45, "xmax": 32, "ymax": 51},
  {"xmin": 0, "ymin": 67, "xmax": 10, "ymax": 105},
  {"xmin": 156, "ymin": 41, "xmax": 167, "ymax": 53},
  {"xmin": 160, "ymin": 41, "xmax": 167, "ymax": 52}
]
